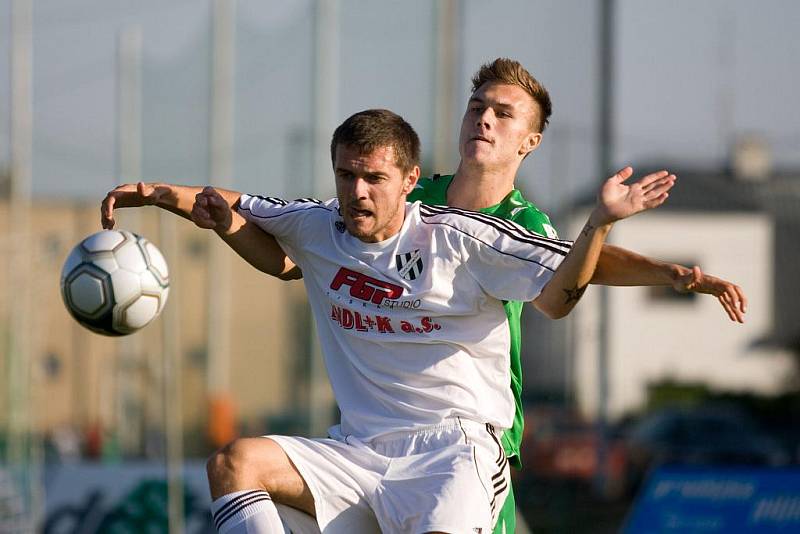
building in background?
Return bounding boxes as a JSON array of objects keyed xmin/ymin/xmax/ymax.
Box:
[
  {"xmin": 0, "ymin": 199, "xmax": 313, "ymax": 460},
  {"xmin": 522, "ymin": 160, "xmax": 800, "ymax": 421}
]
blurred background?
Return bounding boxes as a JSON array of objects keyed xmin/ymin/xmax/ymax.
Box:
[{"xmin": 2, "ymin": 0, "xmax": 800, "ymax": 532}]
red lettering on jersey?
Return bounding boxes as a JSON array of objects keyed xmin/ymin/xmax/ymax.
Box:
[
  {"xmin": 354, "ymin": 312, "xmax": 368, "ymax": 332},
  {"xmin": 363, "ymin": 314, "xmax": 376, "ymax": 330},
  {"xmin": 330, "ymin": 267, "xmax": 403, "ymax": 305},
  {"xmin": 340, "ymin": 308, "xmax": 354, "ymax": 329},
  {"xmin": 328, "ymin": 304, "xmax": 444, "ymax": 336},
  {"xmin": 376, "ymin": 316, "xmax": 394, "ymax": 333},
  {"xmin": 421, "ymin": 316, "xmax": 434, "ymax": 333}
]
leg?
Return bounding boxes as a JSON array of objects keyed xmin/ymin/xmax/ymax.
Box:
[
  {"xmin": 208, "ymin": 435, "xmax": 382, "ymax": 533},
  {"xmin": 207, "ymin": 436, "xmax": 315, "ymax": 515}
]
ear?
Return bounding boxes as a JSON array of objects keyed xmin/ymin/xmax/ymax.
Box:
[
  {"xmin": 402, "ymin": 166, "xmax": 421, "ymax": 195},
  {"xmin": 519, "ymin": 132, "xmax": 542, "ymax": 157}
]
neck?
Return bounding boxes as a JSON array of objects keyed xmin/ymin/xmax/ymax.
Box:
[{"xmin": 447, "ymin": 162, "xmax": 518, "ymax": 210}]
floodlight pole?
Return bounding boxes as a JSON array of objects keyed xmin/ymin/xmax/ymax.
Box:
[
  {"xmin": 8, "ymin": 0, "xmax": 39, "ymax": 530},
  {"xmin": 207, "ymin": 0, "xmax": 236, "ymax": 399},
  {"xmin": 595, "ymin": 0, "xmax": 615, "ymax": 498},
  {"xmin": 309, "ymin": 0, "xmax": 339, "ymax": 437},
  {"xmin": 432, "ymin": 0, "xmax": 460, "ymax": 173},
  {"xmin": 203, "ymin": 0, "xmax": 237, "ymax": 531},
  {"xmin": 116, "ymin": 24, "xmax": 144, "ymax": 458},
  {"xmin": 160, "ymin": 211, "xmax": 184, "ymax": 534}
]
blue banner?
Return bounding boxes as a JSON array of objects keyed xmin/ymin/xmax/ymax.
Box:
[{"xmin": 624, "ymin": 466, "xmax": 800, "ymax": 533}]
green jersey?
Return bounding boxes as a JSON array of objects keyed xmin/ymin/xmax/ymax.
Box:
[{"xmin": 408, "ymin": 174, "xmax": 558, "ymax": 469}]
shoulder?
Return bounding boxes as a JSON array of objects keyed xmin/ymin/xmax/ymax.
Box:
[
  {"xmin": 417, "ymin": 203, "xmax": 570, "ymax": 255},
  {"xmin": 239, "ymin": 194, "xmax": 335, "ymax": 219},
  {"xmin": 506, "ymin": 201, "xmax": 559, "ymax": 239}
]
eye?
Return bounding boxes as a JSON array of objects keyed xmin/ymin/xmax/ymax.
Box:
[{"xmin": 497, "ymin": 111, "xmax": 512, "ymax": 118}]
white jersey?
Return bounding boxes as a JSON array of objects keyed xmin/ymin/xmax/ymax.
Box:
[{"xmin": 238, "ymin": 195, "xmax": 572, "ymax": 440}]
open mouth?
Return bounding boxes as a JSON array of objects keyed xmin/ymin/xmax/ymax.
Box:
[{"xmin": 349, "ymin": 207, "xmax": 373, "ymax": 219}]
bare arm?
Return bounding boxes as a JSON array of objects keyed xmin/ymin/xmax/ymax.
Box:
[
  {"xmin": 192, "ymin": 187, "xmax": 295, "ymax": 278},
  {"xmin": 591, "ymin": 243, "xmax": 747, "ymax": 323},
  {"xmin": 101, "ymin": 182, "xmax": 297, "ymax": 279},
  {"xmin": 533, "ymin": 167, "xmax": 675, "ymax": 319},
  {"xmin": 101, "ymin": 182, "xmax": 242, "ymax": 228}
]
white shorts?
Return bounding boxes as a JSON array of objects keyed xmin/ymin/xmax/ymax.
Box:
[{"xmin": 268, "ymin": 418, "xmax": 510, "ymax": 534}]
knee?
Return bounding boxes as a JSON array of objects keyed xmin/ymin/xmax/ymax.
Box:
[
  {"xmin": 206, "ymin": 437, "xmax": 288, "ymax": 499},
  {"xmin": 206, "ymin": 438, "xmax": 256, "ymax": 491}
]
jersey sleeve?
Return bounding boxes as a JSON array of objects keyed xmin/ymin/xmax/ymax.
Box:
[
  {"xmin": 237, "ymin": 194, "xmax": 333, "ymax": 264},
  {"xmin": 460, "ymin": 217, "xmax": 572, "ymax": 302}
]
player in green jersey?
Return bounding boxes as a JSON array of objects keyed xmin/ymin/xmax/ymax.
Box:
[
  {"xmin": 408, "ymin": 58, "xmax": 747, "ymax": 534},
  {"xmin": 409, "ymin": 174, "xmax": 552, "ymax": 466},
  {"xmin": 409, "ymin": 175, "xmax": 551, "ymax": 534}
]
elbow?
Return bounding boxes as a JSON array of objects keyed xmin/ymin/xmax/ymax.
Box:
[
  {"xmin": 546, "ymin": 308, "xmax": 570, "ymax": 320},
  {"xmin": 533, "ymin": 300, "xmax": 571, "ymax": 320}
]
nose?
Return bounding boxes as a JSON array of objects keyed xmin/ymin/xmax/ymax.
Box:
[
  {"xmin": 351, "ymin": 176, "xmax": 369, "ymax": 199},
  {"xmin": 475, "ymin": 107, "xmax": 493, "ymax": 129}
]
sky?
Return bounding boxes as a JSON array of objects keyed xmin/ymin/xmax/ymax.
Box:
[{"xmin": 1, "ymin": 0, "xmax": 799, "ymax": 214}]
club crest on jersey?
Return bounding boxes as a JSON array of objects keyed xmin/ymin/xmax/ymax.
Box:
[
  {"xmin": 396, "ymin": 249, "xmax": 424, "ymax": 281},
  {"xmin": 335, "ymin": 220, "xmax": 346, "ymax": 233}
]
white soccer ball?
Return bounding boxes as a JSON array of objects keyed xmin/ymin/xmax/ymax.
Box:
[{"xmin": 60, "ymin": 229, "xmax": 170, "ymax": 336}]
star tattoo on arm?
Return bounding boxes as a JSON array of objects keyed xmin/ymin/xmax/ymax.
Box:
[{"xmin": 563, "ymin": 283, "xmax": 588, "ymax": 304}]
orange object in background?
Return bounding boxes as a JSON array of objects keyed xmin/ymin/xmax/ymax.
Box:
[
  {"xmin": 84, "ymin": 422, "xmax": 103, "ymax": 459},
  {"xmin": 207, "ymin": 394, "xmax": 237, "ymax": 448}
]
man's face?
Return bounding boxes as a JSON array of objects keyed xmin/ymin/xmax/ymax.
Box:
[
  {"xmin": 334, "ymin": 144, "xmax": 419, "ymax": 243},
  {"xmin": 458, "ymin": 82, "xmax": 542, "ymax": 170}
]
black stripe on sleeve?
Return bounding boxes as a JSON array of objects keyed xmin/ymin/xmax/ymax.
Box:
[
  {"xmin": 240, "ymin": 198, "xmax": 332, "ymax": 220},
  {"xmin": 421, "ymin": 204, "xmax": 572, "ymax": 251},
  {"xmin": 293, "ymin": 197, "xmax": 324, "ymax": 205},
  {"xmin": 419, "ymin": 204, "xmax": 572, "ymax": 257},
  {"xmin": 252, "ymin": 195, "xmax": 288, "ymax": 206}
]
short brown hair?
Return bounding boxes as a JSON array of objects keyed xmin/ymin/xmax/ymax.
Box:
[
  {"xmin": 330, "ymin": 109, "xmax": 420, "ymax": 173},
  {"xmin": 471, "ymin": 58, "xmax": 552, "ymax": 133}
]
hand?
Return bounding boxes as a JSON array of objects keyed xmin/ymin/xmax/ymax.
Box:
[
  {"xmin": 592, "ymin": 167, "xmax": 676, "ymax": 226},
  {"xmin": 101, "ymin": 182, "xmax": 171, "ymax": 229},
  {"xmin": 673, "ymin": 266, "xmax": 748, "ymax": 323},
  {"xmin": 192, "ymin": 186, "xmax": 233, "ymax": 233}
]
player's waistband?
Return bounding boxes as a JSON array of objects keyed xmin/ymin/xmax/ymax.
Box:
[{"xmin": 337, "ymin": 417, "xmax": 503, "ymax": 447}]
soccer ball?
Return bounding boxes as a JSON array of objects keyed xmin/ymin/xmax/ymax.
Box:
[{"xmin": 60, "ymin": 230, "xmax": 170, "ymax": 336}]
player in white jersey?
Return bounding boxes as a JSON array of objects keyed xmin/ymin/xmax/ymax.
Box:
[
  {"xmin": 101, "ymin": 109, "xmax": 675, "ymax": 533},
  {"xmin": 235, "ymin": 194, "xmax": 572, "ymax": 440}
]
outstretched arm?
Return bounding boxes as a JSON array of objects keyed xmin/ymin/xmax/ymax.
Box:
[
  {"xmin": 533, "ymin": 167, "xmax": 675, "ymax": 319},
  {"xmin": 101, "ymin": 182, "xmax": 298, "ymax": 279},
  {"xmin": 101, "ymin": 182, "xmax": 242, "ymax": 229},
  {"xmin": 592, "ymin": 245, "xmax": 747, "ymax": 323}
]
